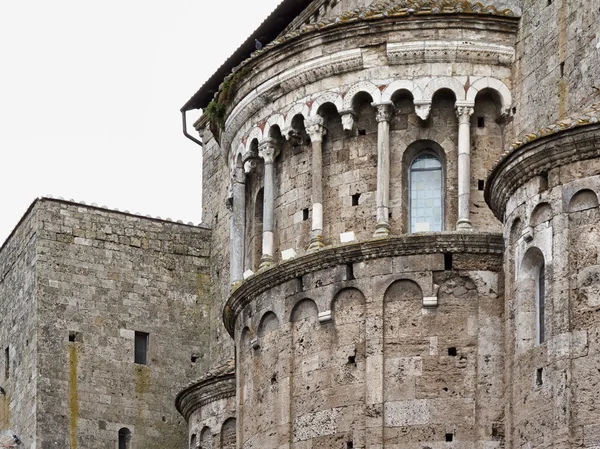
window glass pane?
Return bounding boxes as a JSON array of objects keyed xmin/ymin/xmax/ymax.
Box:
[{"xmin": 410, "ymin": 154, "xmax": 443, "ymax": 233}]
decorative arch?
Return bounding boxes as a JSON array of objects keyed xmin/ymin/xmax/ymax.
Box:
[
  {"xmin": 283, "ymin": 102, "xmax": 310, "ymax": 130},
  {"xmin": 422, "ymin": 77, "xmax": 466, "ymax": 102},
  {"xmin": 257, "ymin": 311, "xmax": 280, "ymax": 337},
  {"xmin": 190, "ymin": 434, "xmax": 197, "ymax": 449},
  {"xmin": 309, "ymin": 91, "xmax": 343, "ymax": 117},
  {"xmin": 381, "ymin": 80, "xmax": 423, "ymax": 103},
  {"xmin": 220, "ymin": 418, "xmax": 236, "ymax": 449},
  {"xmin": 331, "ymin": 287, "xmax": 366, "ymax": 323},
  {"xmin": 466, "ymin": 77, "xmax": 512, "ymax": 115},
  {"xmin": 245, "ymin": 127, "xmax": 263, "ymax": 150},
  {"xmin": 263, "ymin": 114, "xmax": 285, "ymax": 139},
  {"xmin": 568, "ymin": 189, "xmax": 599, "ymax": 213},
  {"xmin": 530, "ymin": 202, "xmax": 553, "ymax": 227},
  {"xmin": 290, "ymin": 298, "xmax": 319, "ymax": 322},
  {"xmin": 199, "ymin": 426, "xmax": 212, "ymax": 449},
  {"xmin": 342, "ymin": 80, "xmax": 382, "ymax": 110},
  {"xmin": 518, "ymin": 247, "xmax": 546, "ymax": 347}
]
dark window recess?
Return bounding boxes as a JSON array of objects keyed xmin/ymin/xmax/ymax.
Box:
[
  {"xmin": 134, "ymin": 332, "xmax": 149, "ymax": 365},
  {"xmin": 512, "ymin": 106, "xmax": 517, "ymax": 115},
  {"xmin": 478, "ymin": 180, "xmax": 485, "ymax": 191},
  {"xmin": 388, "ymin": 211, "xmax": 392, "ymax": 220},
  {"xmin": 346, "ymin": 264, "xmax": 355, "ymax": 281},
  {"xmin": 4, "ymin": 346, "xmax": 9, "ymax": 380},
  {"xmin": 536, "ymin": 368, "xmax": 543, "ymax": 386},
  {"xmin": 444, "ymin": 253, "xmax": 453, "ymax": 270},
  {"xmin": 446, "ymin": 433, "xmax": 454, "ymax": 442},
  {"xmin": 271, "ymin": 374, "xmax": 277, "ymax": 385},
  {"xmin": 302, "ymin": 208, "xmax": 309, "ymax": 221},
  {"xmin": 539, "ymin": 173, "xmax": 549, "ymax": 192},
  {"xmin": 448, "ymin": 347, "xmax": 457, "ymax": 356},
  {"xmin": 118, "ymin": 428, "xmax": 132, "ymax": 449},
  {"xmin": 346, "ymin": 442, "xmax": 354, "ymax": 449},
  {"xmin": 352, "ymin": 193, "xmax": 361, "ymax": 206},
  {"xmin": 347, "ymin": 354, "xmax": 357, "ymax": 366},
  {"xmin": 477, "ymin": 116, "xmax": 485, "ymax": 128},
  {"xmin": 297, "ymin": 276, "xmax": 304, "ymax": 291},
  {"xmin": 547, "ymin": 0, "xmax": 552, "ymax": 4},
  {"xmin": 560, "ymin": 61, "xmax": 565, "ymax": 77},
  {"xmin": 358, "ymin": 129, "xmax": 366, "ymax": 136},
  {"xmin": 191, "ymin": 354, "xmax": 199, "ymax": 363}
]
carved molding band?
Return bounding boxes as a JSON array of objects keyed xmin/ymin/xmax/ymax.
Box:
[
  {"xmin": 175, "ymin": 373, "xmax": 236, "ymax": 421},
  {"xmin": 387, "ymin": 40, "xmax": 515, "ymax": 66},
  {"xmin": 222, "ymin": 49, "xmax": 364, "ymax": 152},
  {"xmin": 485, "ymin": 124, "xmax": 600, "ymax": 221},
  {"xmin": 223, "ymin": 232, "xmax": 504, "ymax": 337}
]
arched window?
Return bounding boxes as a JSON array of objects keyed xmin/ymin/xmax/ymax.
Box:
[
  {"xmin": 190, "ymin": 434, "xmax": 197, "ymax": 448},
  {"xmin": 537, "ymin": 263, "xmax": 546, "ymax": 344},
  {"xmin": 409, "ymin": 154, "xmax": 443, "ymax": 233},
  {"xmin": 118, "ymin": 428, "xmax": 131, "ymax": 449}
]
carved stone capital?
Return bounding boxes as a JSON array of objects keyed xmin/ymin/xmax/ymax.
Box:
[
  {"xmin": 414, "ymin": 100, "xmax": 432, "ymax": 120},
  {"xmin": 339, "ymin": 110, "xmax": 357, "ymax": 131},
  {"xmin": 305, "ymin": 116, "xmax": 327, "ymax": 142},
  {"xmin": 258, "ymin": 138, "xmax": 280, "ymax": 164},
  {"xmin": 455, "ymin": 102, "xmax": 475, "ymax": 123},
  {"xmin": 373, "ymin": 102, "xmax": 394, "ymax": 123},
  {"xmin": 233, "ymin": 166, "xmax": 246, "ymax": 184}
]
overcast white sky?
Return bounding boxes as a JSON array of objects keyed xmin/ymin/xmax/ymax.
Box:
[{"xmin": 0, "ymin": 0, "xmax": 282, "ymax": 245}]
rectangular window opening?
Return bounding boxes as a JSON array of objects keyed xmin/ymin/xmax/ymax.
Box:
[
  {"xmin": 547, "ymin": 0, "xmax": 552, "ymax": 5},
  {"xmin": 302, "ymin": 208, "xmax": 309, "ymax": 221},
  {"xmin": 448, "ymin": 347, "xmax": 457, "ymax": 357},
  {"xmin": 446, "ymin": 433, "xmax": 454, "ymax": 442},
  {"xmin": 297, "ymin": 276, "xmax": 304, "ymax": 292},
  {"xmin": 444, "ymin": 253, "xmax": 453, "ymax": 271},
  {"xmin": 477, "ymin": 116, "xmax": 485, "ymax": 128},
  {"xmin": 4, "ymin": 346, "xmax": 9, "ymax": 380},
  {"xmin": 478, "ymin": 180, "xmax": 485, "ymax": 191},
  {"xmin": 352, "ymin": 193, "xmax": 361, "ymax": 207},
  {"xmin": 346, "ymin": 264, "xmax": 355, "ymax": 281},
  {"xmin": 539, "ymin": 173, "xmax": 549, "ymax": 192},
  {"xmin": 358, "ymin": 129, "xmax": 366, "ymax": 136},
  {"xmin": 536, "ymin": 368, "xmax": 543, "ymax": 386},
  {"xmin": 134, "ymin": 332, "xmax": 149, "ymax": 365},
  {"xmin": 346, "ymin": 442, "xmax": 354, "ymax": 449},
  {"xmin": 560, "ymin": 61, "xmax": 565, "ymax": 77}
]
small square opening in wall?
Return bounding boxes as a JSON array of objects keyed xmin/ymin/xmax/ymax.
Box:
[
  {"xmin": 536, "ymin": 368, "xmax": 543, "ymax": 386},
  {"xmin": 352, "ymin": 193, "xmax": 361, "ymax": 206},
  {"xmin": 303, "ymin": 208, "xmax": 309, "ymax": 221},
  {"xmin": 346, "ymin": 442, "xmax": 354, "ymax": 449},
  {"xmin": 477, "ymin": 116, "xmax": 485, "ymax": 128},
  {"xmin": 448, "ymin": 347, "xmax": 457, "ymax": 356},
  {"xmin": 358, "ymin": 129, "xmax": 366, "ymax": 136},
  {"xmin": 68, "ymin": 331, "xmax": 82, "ymax": 343},
  {"xmin": 478, "ymin": 180, "xmax": 485, "ymax": 191},
  {"xmin": 446, "ymin": 433, "xmax": 454, "ymax": 442}
]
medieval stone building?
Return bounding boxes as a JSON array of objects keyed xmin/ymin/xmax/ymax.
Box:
[{"xmin": 2, "ymin": 0, "xmax": 600, "ymax": 448}]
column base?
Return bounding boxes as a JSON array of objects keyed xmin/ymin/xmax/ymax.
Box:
[
  {"xmin": 373, "ymin": 223, "xmax": 391, "ymax": 238},
  {"xmin": 307, "ymin": 235, "xmax": 325, "ymax": 252},
  {"xmin": 456, "ymin": 219, "xmax": 473, "ymax": 231},
  {"xmin": 258, "ymin": 255, "xmax": 275, "ymax": 271}
]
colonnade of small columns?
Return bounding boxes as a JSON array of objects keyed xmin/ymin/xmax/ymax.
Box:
[{"xmin": 229, "ymin": 102, "xmax": 479, "ymax": 285}]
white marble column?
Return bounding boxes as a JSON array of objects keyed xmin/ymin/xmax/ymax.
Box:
[
  {"xmin": 305, "ymin": 116, "xmax": 327, "ymax": 251},
  {"xmin": 373, "ymin": 102, "xmax": 394, "ymax": 237},
  {"xmin": 259, "ymin": 139, "xmax": 279, "ymax": 269},
  {"xmin": 230, "ymin": 165, "xmax": 246, "ymax": 284},
  {"xmin": 456, "ymin": 103, "xmax": 474, "ymax": 230}
]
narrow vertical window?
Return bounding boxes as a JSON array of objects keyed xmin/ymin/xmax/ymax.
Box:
[
  {"xmin": 190, "ymin": 434, "xmax": 197, "ymax": 448},
  {"xmin": 537, "ymin": 263, "xmax": 546, "ymax": 344},
  {"xmin": 134, "ymin": 332, "xmax": 149, "ymax": 365},
  {"xmin": 410, "ymin": 153, "xmax": 443, "ymax": 233},
  {"xmin": 4, "ymin": 346, "xmax": 9, "ymax": 380},
  {"xmin": 118, "ymin": 428, "xmax": 131, "ymax": 449}
]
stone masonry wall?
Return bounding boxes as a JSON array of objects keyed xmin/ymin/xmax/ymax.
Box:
[
  {"xmin": 502, "ymin": 158, "xmax": 600, "ymax": 448},
  {"xmin": 0, "ymin": 205, "xmax": 38, "ymax": 447},
  {"xmin": 33, "ymin": 199, "xmax": 212, "ymax": 449},
  {"xmin": 234, "ymin": 242, "xmax": 504, "ymax": 449}
]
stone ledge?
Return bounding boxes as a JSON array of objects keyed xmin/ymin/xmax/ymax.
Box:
[
  {"xmin": 485, "ymin": 123, "xmax": 600, "ymax": 221},
  {"xmin": 223, "ymin": 232, "xmax": 503, "ymax": 337},
  {"xmin": 175, "ymin": 360, "xmax": 236, "ymax": 421}
]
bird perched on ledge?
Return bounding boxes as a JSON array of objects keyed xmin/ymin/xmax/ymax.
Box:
[{"xmin": 255, "ymin": 39, "xmax": 263, "ymax": 50}]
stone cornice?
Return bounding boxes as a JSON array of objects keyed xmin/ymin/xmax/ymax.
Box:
[
  {"xmin": 175, "ymin": 371, "xmax": 236, "ymax": 422},
  {"xmin": 387, "ymin": 40, "xmax": 514, "ymax": 66},
  {"xmin": 223, "ymin": 232, "xmax": 504, "ymax": 337},
  {"xmin": 485, "ymin": 123, "xmax": 600, "ymax": 221}
]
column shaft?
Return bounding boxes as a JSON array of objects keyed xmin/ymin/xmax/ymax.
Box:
[
  {"xmin": 374, "ymin": 103, "xmax": 394, "ymax": 237},
  {"xmin": 456, "ymin": 105, "xmax": 474, "ymax": 230},
  {"xmin": 231, "ymin": 167, "xmax": 246, "ymax": 283},
  {"xmin": 259, "ymin": 141, "xmax": 278, "ymax": 269},
  {"xmin": 305, "ymin": 116, "xmax": 327, "ymax": 250}
]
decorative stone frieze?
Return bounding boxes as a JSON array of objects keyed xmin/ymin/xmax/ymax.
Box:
[{"xmin": 387, "ymin": 40, "xmax": 515, "ymax": 66}]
